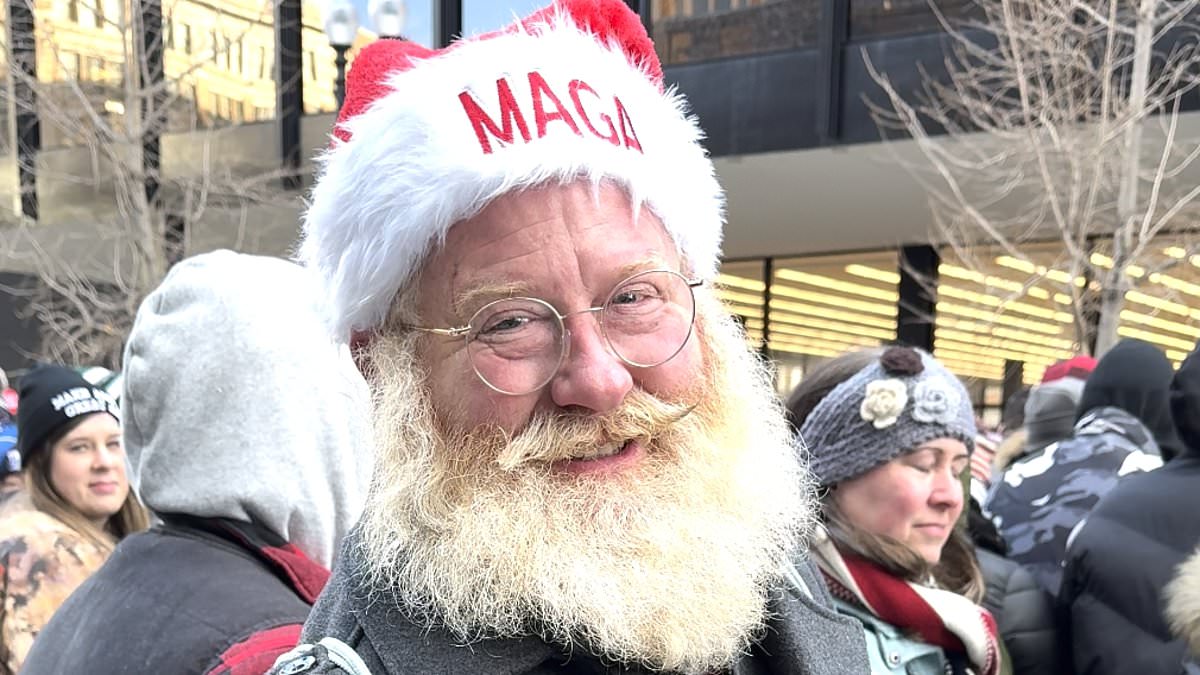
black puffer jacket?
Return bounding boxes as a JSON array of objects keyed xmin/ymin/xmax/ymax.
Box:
[
  {"xmin": 977, "ymin": 549, "xmax": 1060, "ymax": 675},
  {"xmin": 1058, "ymin": 456, "xmax": 1200, "ymax": 674},
  {"xmin": 970, "ymin": 497, "xmax": 1060, "ymax": 675},
  {"xmin": 1058, "ymin": 342, "xmax": 1200, "ymax": 675}
]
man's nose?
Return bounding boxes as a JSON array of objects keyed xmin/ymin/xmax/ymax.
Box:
[{"xmin": 548, "ymin": 315, "xmax": 633, "ymax": 413}]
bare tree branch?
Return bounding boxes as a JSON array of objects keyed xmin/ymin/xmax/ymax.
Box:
[
  {"xmin": 866, "ymin": 0, "xmax": 1200, "ymax": 357},
  {"xmin": 0, "ymin": 0, "xmax": 303, "ymax": 368}
]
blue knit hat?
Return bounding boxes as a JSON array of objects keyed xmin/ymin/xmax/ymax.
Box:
[{"xmin": 799, "ymin": 346, "xmax": 976, "ymax": 487}]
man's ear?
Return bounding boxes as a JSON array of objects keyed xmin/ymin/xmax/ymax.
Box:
[{"xmin": 350, "ymin": 329, "xmax": 376, "ymax": 381}]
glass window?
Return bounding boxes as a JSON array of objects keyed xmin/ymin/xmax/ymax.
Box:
[
  {"xmin": 86, "ymin": 56, "xmax": 105, "ymax": 81},
  {"xmin": 848, "ymin": 0, "xmax": 979, "ymax": 40},
  {"xmin": 650, "ymin": 0, "xmax": 818, "ymax": 66},
  {"xmin": 768, "ymin": 251, "xmax": 899, "ymax": 395},
  {"xmin": 717, "ymin": 251, "xmax": 900, "ymax": 395},
  {"xmin": 1102, "ymin": 241, "xmax": 1200, "ymax": 369},
  {"xmin": 934, "ymin": 243, "xmax": 1082, "ymax": 388}
]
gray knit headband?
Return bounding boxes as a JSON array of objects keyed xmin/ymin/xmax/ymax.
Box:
[{"xmin": 799, "ymin": 346, "xmax": 976, "ymax": 487}]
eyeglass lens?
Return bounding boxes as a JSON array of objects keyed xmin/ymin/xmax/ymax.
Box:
[{"xmin": 465, "ymin": 270, "xmax": 696, "ymax": 395}]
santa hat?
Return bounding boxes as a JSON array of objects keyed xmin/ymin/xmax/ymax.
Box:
[{"xmin": 301, "ymin": 0, "xmax": 724, "ymax": 341}]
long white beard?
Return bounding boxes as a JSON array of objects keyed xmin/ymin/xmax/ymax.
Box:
[{"xmin": 359, "ymin": 299, "xmax": 818, "ymax": 674}]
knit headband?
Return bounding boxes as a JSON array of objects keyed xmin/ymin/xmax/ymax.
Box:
[{"xmin": 800, "ymin": 347, "xmax": 976, "ymax": 487}]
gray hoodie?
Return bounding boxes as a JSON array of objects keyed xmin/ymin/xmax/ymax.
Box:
[{"xmin": 122, "ymin": 250, "xmax": 372, "ymax": 567}]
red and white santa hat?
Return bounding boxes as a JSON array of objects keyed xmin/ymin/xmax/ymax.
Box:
[{"xmin": 301, "ymin": 0, "xmax": 724, "ymax": 341}]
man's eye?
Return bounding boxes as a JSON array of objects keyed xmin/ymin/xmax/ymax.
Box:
[{"xmin": 481, "ymin": 316, "xmax": 530, "ymax": 335}]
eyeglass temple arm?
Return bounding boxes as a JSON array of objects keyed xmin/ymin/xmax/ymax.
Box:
[{"xmin": 401, "ymin": 324, "xmax": 471, "ymax": 337}]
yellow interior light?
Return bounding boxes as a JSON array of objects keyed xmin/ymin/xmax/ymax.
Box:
[
  {"xmin": 774, "ymin": 269, "xmax": 899, "ymax": 302},
  {"xmin": 1149, "ymin": 272, "xmax": 1200, "ymax": 299},
  {"xmin": 766, "ymin": 299, "xmax": 897, "ymax": 330},
  {"xmin": 770, "ymin": 285, "xmax": 897, "ymax": 317},
  {"xmin": 936, "ymin": 329, "xmax": 1071, "ymax": 361},
  {"xmin": 1124, "ymin": 290, "xmax": 1195, "ymax": 317},
  {"xmin": 1117, "ymin": 326, "xmax": 1197, "ymax": 352},
  {"xmin": 937, "ymin": 302, "xmax": 1064, "ymax": 335},
  {"xmin": 768, "ymin": 313, "xmax": 896, "ymax": 341},
  {"xmin": 938, "ymin": 285, "xmax": 1073, "ymax": 323},
  {"xmin": 845, "ymin": 264, "xmax": 901, "ymax": 285},
  {"xmin": 1120, "ymin": 310, "xmax": 1200, "ymax": 338},
  {"xmin": 716, "ymin": 274, "xmax": 766, "ymax": 292},
  {"xmin": 995, "ymin": 256, "xmax": 1037, "ymax": 274}
]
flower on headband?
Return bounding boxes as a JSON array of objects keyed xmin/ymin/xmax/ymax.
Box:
[
  {"xmin": 860, "ymin": 379, "xmax": 908, "ymax": 429},
  {"xmin": 911, "ymin": 378, "xmax": 961, "ymax": 425}
]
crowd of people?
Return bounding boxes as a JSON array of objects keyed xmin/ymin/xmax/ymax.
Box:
[{"xmin": 0, "ymin": 0, "xmax": 1197, "ymax": 673}]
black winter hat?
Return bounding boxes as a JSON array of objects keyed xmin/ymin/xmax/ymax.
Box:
[
  {"xmin": 1077, "ymin": 338, "xmax": 1182, "ymax": 459},
  {"xmin": 16, "ymin": 365, "xmax": 119, "ymax": 456}
]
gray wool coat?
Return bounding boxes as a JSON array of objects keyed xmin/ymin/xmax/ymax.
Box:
[{"xmin": 268, "ymin": 529, "xmax": 871, "ymax": 675}]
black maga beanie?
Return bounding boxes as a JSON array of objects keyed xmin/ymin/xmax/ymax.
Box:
[{"xmin": 16, "ymin": 365, "xmax": 119, "ymax": 456}]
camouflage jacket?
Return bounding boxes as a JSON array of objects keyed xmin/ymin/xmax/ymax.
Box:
[
  {"xmin": 0, "ymin": 501, "xmax": 111, "ymax": 674},
  {"xmin": 983, "ymin": 406, "xmax": 1162, "ymax": 598}
]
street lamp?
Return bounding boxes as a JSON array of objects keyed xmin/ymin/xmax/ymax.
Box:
[
  {"xmin": 323, "ymin": 0, "xmax": 359, "ymax": 111},
  {"xmin": 369, "ymin": 0, "xmax": 407, "ymax": 39}
]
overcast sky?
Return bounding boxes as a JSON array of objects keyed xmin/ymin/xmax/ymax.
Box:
[{"xmin": 348, "ymin": 0, "xmax": 548, "ymax": 47}]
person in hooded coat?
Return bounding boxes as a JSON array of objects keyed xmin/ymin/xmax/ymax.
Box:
[
  {"xmin": 991, "ymin": 377, "xmax": 1084, "ymax": 477},
  {"xmin": 1058, "ymin": 338, "xmax": 1200, "ymax": 674},
  {"xmin": 20, "ymin": 251, "xmax": 373, "ymax": 675},
  {"xmin": 984, "ymin": 339, "xmax": 1169, "ymax": 597}
]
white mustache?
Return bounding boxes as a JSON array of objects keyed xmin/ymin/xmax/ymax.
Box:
[{"xmin": 493, "ymin": 393, "xmax": 697, "ymax": 470}]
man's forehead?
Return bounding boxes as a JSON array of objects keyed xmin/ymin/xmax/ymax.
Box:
[
  {"xmin": 449, "ymin": 254, "xmax": 679, "ymax": 313},
  {"xmin": 433, "ymin": 182, "xmax": 680, "ymax": 272}
]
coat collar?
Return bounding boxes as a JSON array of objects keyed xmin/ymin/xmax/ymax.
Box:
[{"xmin": 160, "ymin": 514, "xmax": 330, "ymax": 604}]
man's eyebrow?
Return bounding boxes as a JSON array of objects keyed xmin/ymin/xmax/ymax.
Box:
[
  {"xmin": 615, "ymin": 256, "xmax": 675, "ymax": 280},
  {"xmin": 452, "ymin": 280, "xmax": 535, "ymax": 318}
]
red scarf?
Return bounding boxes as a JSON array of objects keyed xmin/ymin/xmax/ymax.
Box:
[{"xmin": 815, "ymin": 534, "xmax": 1001, "ymax": 675}]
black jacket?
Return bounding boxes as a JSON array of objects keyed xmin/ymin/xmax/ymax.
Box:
[
  {"xmin": 977, "ymin": 548, "xmax": 1060, "ymax": 675},
  {"xmin": 1058, "ymin": 456, "xmax": 1200, "ymax": 674},
  {"xmin": 21, "ymin": 515, "xmax": 329, "ymax": 675}
]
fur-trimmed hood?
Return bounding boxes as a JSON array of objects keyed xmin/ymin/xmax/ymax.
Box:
[
  {"xmin": 1166, "ymin": 547, "xmax": 1200, "ymax": 657},
  {"xmin": 991, "ymin": 428, "xmax": 1028, "ymax": 473}
]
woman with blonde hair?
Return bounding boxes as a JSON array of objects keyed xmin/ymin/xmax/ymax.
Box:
[
  {"xmin": 0, "ymin": 365, "xmax": 148, "ymax": 673},
  {"xmin": 792, "ymin": 346, "xmax": 1003, "ymax": 675}
]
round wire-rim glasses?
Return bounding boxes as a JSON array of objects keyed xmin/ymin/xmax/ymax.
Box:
[{"xmin": 403, "ymin": 269, "xmax": 703, "ymax": 395}]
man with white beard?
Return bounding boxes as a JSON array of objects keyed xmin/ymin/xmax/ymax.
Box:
[{"xmin": 269, "ymin": 2, "xmax": 870, "ymax": 674}]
